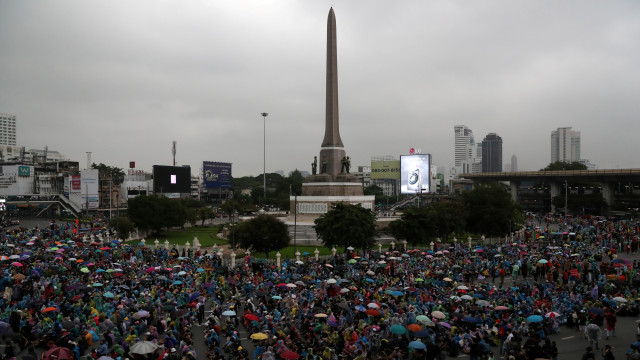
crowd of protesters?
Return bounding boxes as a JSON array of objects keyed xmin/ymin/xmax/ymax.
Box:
[{"xmin": 0, "ymin": 215, "xmax": 639, "ymax": 360}]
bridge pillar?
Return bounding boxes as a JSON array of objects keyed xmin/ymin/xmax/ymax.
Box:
[
  {"xmin": 550, "ymin": 182, "xmax": 561, "ymax": 214},
  {"xmin": 509, "ymin": 181, "xmax": 520, "ymax": 203},
  {"xmin": 602, "ymin": 182, "xmax": 615, "ymax": 210}
]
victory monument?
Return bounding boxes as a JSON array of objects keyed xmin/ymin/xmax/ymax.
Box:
[{"xmin": 290, "ymin": 8, "xmax": 375, "ymax": 216}]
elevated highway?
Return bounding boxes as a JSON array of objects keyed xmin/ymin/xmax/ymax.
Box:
[{"xmin": 459, "ymin": 168, "xmax": 640, "ymax": 213}]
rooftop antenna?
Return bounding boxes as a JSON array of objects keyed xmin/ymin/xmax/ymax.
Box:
[
  {"xmin": 172, "ymin": 140, "xmax": 177, "ymax": 166},
  {"xmin": 86, "ymin": 152, "xmax": 92, "ymax": 169},
  {"xmin": 43, "ymin": 145, "xmax": 48, "ymax": 164}
]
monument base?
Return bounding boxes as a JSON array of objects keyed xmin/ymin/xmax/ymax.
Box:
[{"xmin": 289, "ymin": 194, "xmax": 375, "ymax": 215}]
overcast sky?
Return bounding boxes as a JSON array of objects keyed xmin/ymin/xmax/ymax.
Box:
[{"xmin": 1, "ymin": 1, "xmax": 639, "ymax": 177}]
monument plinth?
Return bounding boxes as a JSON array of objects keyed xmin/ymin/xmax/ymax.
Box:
[{"xmin": 290, "ymin": 8, "xmax": 374, "ymax": 215}]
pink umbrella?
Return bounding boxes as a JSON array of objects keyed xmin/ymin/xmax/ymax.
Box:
[{"xmin": 11, "ymin": 262, "xmax": 23, "ymax": 267}]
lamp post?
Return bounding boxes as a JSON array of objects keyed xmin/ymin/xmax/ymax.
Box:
[
  {"xmin": 293, "ymin": 194, "xmax": 298, "ymax": 255},
  {"xmin": 564, "ymin": 180, "xmax": 568, "ymax": 219},
  {"xmin": 261, "ymin": 112, "xmax": 268, "ymax": 205}
]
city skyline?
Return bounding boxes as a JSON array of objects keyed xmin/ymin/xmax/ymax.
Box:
[{"xmin": 1, "ymin": 2, "xmax": 639, "ymax": 177}]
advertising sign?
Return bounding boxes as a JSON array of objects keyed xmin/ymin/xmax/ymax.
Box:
[
  {"xmin": 400, "ymin": 154, "xmax": 431, "ymax": 194},
  {"xmin": 370, "ymin": 160, "xmax": 400, "ymax": 180},
  {"xmin": 18, "ymin": 166, "xmax": 30, "ymax": 176},
  {"xmin": 71, "ymin": 175, "xmax": 81, "ymax": 190},
  {"xmin": 203, "ymin": 161, "xmax": 232, "ymax": 188}
]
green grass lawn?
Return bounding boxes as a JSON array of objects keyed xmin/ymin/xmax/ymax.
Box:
[{"xmin": 160, "ymin": 226, "xmax": 228, "ymax": 247}]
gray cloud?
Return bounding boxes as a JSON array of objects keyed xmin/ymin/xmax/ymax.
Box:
[{"xmin": 1, "ymin": 1, "xmax": 638, "ymax": 176}]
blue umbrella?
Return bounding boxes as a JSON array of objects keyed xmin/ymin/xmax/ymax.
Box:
[
  {"xmin": 527, "ymin": 315, "xmax": 543, "ymax": 323},
  {"xmin": 92, "ymin": 283, "xmax": 103, "ymax": 287},
  {"xmin": 172, "ymin": 280, "xmax": 183, "ymax": 285},
  {"xmin": 196, "ymin": 268, "xmax": 205, "ymax": 273},
  {"xmin": 462, "ymin": 316, "xmax": 478, "ymax": 323},
  {"xmin": 103, "ymin": 292, "xmax": 115, "ymax": 298},
  {"xmin": 588, "ymin": 307, "xmax": 604, "ymax": 315},
  {"xmin": 408, "ymin": 340, "xmax": 426, "ymax": 350},
  {"xmin": 302, "ymin": 252, "xmax": 310, "ymax": 256},
  {"xmin": 354, "ymin": 305, "xmax": 366, "ymax": 312},
  {"xmin": 391, "ymin": 291, "xmax": 404, "ymax": 296}
]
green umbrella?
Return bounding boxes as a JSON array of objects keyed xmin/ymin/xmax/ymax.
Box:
[
  {"xmin": 80, "ymin": 267, "xmax": 90, "ymax": 273},
  {"xmin": 390, "ymin": 324, "xmax": 406, "ymax": 335}
]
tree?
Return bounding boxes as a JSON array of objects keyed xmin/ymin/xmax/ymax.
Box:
[
  {"xmin": 91, "ymin": 163, "xmax": 125, "ymax": 185},
  {"xmin": 364, "ymin": 185, "xmax": 384, "ymax": 197},
  {"xmin": 388, "ymin": 207, "xmax": 436, "ymax": 245},
  {"xmin": 198, "ymin": 206, "xmax": 215, "ymax": 226},
  {"xmin": 541, "ymin": 161, "xmax": 588, "ymax": 171},
  {"xmin": 459, "ymin": 183, "xmax": 524, "ymax": 237},
  {"xmin": 127, "ymin": 195, "xmax": 187, "ymax": 235},
  {"xmin": 185, "ymin": 208, "xmax": 198, "ymax": 227},
  {"xmin": 110, "ymin": 216, "xmax": 135, "ymax": 240},
  {"xmin": 314, "ymin": 203, "xmax": 378, "ymax": 251},
  {"xmin": 230, "ymin": 214, "xmax": 290, "ymax": 258},
  {"xmin": 427, "ymin": 201, "xmax": 467, "ymax": 242}
]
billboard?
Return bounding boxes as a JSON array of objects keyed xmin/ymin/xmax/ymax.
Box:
[
  {"xmin": 203, "ymin": 161, "xmax": 232, "ymax": 188},
  {"xmin": 371, "ymin": 160, "xmax": 400, "ymax": 180},
  {"xmin": 400, "ymin": 154, "xmax": 431, "ymax": 194},
  {"xmin": 81, "ymin": 169, "xmax": 100, "ymax": 210},
  {"xmin": 153, "ymin": 165, "xmax": 191, "ymax": 194}
]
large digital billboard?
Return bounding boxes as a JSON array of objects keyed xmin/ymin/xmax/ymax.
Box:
[
  {"xmin": 153, "ymin": 165, "xmax": 191, "ymax": 194},
  {"xmin": 400, "ymin": 154, "xmax": 431, "ymax": 194},
  {"xmin": 371, "ymin": 160, "xmax": 400, "ymax": 180},
  {"xmin": 203, "ymin": 161, "xmax": 232, "ymax": 189}
]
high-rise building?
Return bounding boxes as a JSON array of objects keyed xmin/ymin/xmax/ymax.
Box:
[
  {"xmin": 551, "ymin": 127, "xmax": 580, "ymax": 163},
  {"xmin": 454, "ymin": 125, "xmax": 481, "ymax": 174},
  {"xmin": 0, "ymin": 113, "xmax": 17, "ymax": 146},
  {"xmin": 511, "ymin": 154, "xmax": 518, "ymax": 172},
  {"xmin": 481, "ymin": 133, "xmax": 502, "ymax": 173}
]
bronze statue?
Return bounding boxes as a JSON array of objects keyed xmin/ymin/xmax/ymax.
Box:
[
  {"xmin": 341, "ymin": 156, "xmax": 351, "ymax": 174},
  {"xmin": 312, "ymin": 156, "xmax": 318, "ymax": 175}
]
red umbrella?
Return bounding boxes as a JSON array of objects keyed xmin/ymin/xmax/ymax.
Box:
[
  {"xmin": 280, "ymin": 351, "xmax": 300, "ymax": 360},
  {"xmin": 243, "ymin": 314, "xmax": 259, "ymax": 321},
  {"xmin": 407, "ymin": 324, "xmax": 423, "ymax": 332},
  {"xmin": 42, "ymin": 307, "xmax": 58, "ymax": 313},
  {"xmin": 43, "ymin": 347, "xmax": 74, "ymax": 360},
  {"xmin": 365, "ymin": 309, "xmax": 380, "ymax": 316}
]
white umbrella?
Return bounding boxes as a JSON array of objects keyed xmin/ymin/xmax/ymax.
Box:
[
  {"xmin": 130, "ymin": 341, "xmax": 159, "ymax": 354},
  {"xmin": 460, "ymin": 295, "xmax": 473, "ymax": 300},
  {"xmin": 222, "ymin": 310, "xmax": 236, "ymax": 316},
  {"xmin": 367, "ymin": 303, "xmax": 380, "ymax": 309},
  {"xmin": 326, "ymin": 279, "xmax": 337, "ymax": 284},
  {"xmin": 366, "ymin": 270, "xmax": 375, "ymax": 275},
  {"xmin": 286, "ymin": 283, "xmax": 297, "ymax": 288},
  {"xmin": 613, "ymin": 297, "xmax": 627, "ymax": 303}
]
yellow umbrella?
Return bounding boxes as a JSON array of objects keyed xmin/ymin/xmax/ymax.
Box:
[{"xmin": 250, "ymin": 333, "xmax": 268, "ymax": 340}]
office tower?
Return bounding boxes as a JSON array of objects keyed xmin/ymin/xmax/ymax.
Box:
[
  {"xmin": 481, "ymin": 133, "xmax": 502, "ymax": 172},
  {"xmin": 510, "ymin": 154, "xmax": 518, "ymax": 172},
  {"xmin": 0, "ymin": 113, "xmax": 17, "ymax": 146},
  {"xmin": 454, "ymin": 125, "xmax": 480, "ymax": 174},
  {"xmin": 551, "ymin": 127, "xmax": 581, "ymax": 163}
]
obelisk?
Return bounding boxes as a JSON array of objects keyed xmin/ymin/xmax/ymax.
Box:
[{"xmin": 319, "ymin": 7, "xmax": 346, "ymax": 180}]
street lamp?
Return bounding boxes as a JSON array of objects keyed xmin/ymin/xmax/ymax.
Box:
[
  {"xmin": 261, "ymin": 112, "xmax": 268, "ymax": 206},
  {"xmin": 564, "ymin": 180, "xmax": 568, "ymax": 219},
  {"xmin": 293, "ymin": 194, "xmax": 298, "ymax": 255}
]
